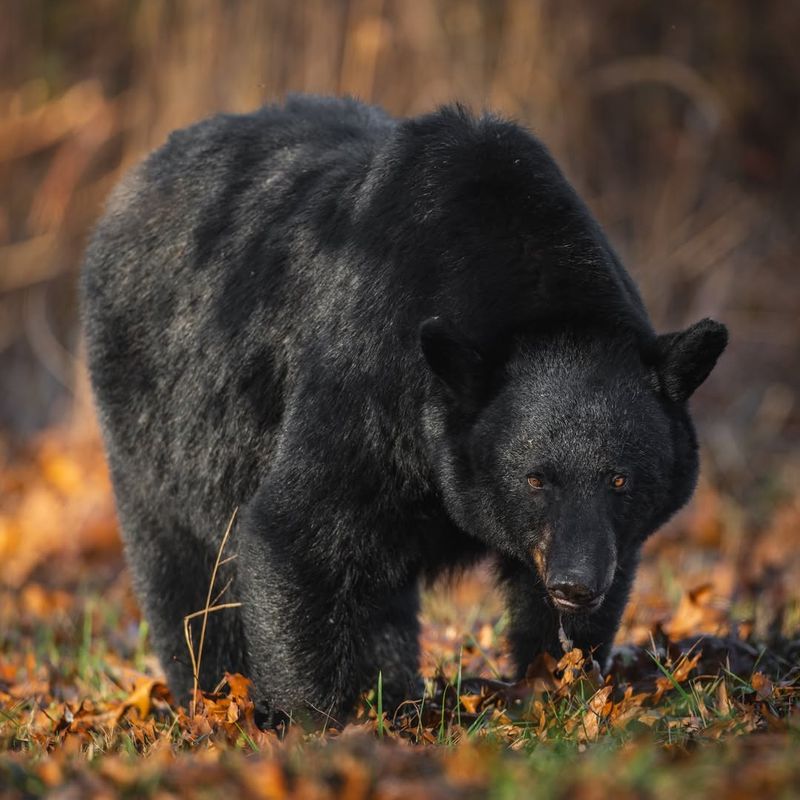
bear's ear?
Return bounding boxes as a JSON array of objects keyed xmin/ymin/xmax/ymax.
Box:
[
  {"xmin": 655, "ymin": 318, "xmax": 728, "ymax": 403},
  {"xmin": 419, "ymin": 317, "xmax": 487, "ymax": 404}
]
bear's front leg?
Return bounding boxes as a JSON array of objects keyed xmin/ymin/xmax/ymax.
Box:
[
  {"xmin": 497, "ymin": 555, "xmax": 635, "ymax": 676},
  {"xmin": 497, "ymin": 557, "xmax": 563, "ymax": 677},
  {"xmin": 234, "ymin": 480, "xmax": 421, "ymax": 728}
]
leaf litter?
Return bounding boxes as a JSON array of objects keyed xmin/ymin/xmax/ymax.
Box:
[{"xmin": 1, "ymin": 429, "xmax": 799, "ymax": 798}]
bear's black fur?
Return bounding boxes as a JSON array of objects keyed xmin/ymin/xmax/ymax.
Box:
[{"xmin": 80, "ymin": 95, "xmax": 727, "ymax": 725}]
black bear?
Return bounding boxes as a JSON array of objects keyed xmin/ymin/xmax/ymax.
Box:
[{"xmin": 80, "ymin": 95, "xmax": 727, "ymax": 725}]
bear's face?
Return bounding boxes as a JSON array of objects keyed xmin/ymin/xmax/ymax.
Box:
[
  {"xmin": 466, "ymin": 341, "xmax": 686, "ymax": 612},
  {"xmin": 421, "ymin": 318, "xmax": 727, "ymax": 614}
]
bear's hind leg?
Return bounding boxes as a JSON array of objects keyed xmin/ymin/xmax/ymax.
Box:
[
  {"xmin": 363, "ymin": 583, "xmax": 423, "ymax": 714},
  {"xmin": 117, "ymin": 503, "xmax": 248, "ymax": 704}
]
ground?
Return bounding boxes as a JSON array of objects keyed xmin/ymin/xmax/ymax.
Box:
[{"xmin": 0, "ymin": 422, "xmax": 798, "ymax": 799}]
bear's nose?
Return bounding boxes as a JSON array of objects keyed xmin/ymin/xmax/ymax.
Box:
[{"xmin": 546, "ymin": 579, "xmax": 603, "ymax": 612}]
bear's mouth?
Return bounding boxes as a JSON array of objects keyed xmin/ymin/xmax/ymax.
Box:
[{"xmin": 548, "ymin": 591, "xmax": 605, "ymax": 615}]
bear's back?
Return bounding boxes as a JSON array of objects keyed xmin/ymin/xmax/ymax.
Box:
[
  {"xmin": 81, "ymin": 96, "xmax": 653, "ymax": 544},
  {"xmin": 81, "ymin": 96, "xmax": 400, "ymax": 536}
]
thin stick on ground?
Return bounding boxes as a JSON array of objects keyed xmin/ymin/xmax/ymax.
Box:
[
  {"xmin": 184, "ymin": 603, "xmax": 242, "ymax": 624},
  {"xmin": 183, "ymin": 508, "xmax": 240, "ymax": 717}
]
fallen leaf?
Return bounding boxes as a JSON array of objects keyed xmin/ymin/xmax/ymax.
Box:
[
  {"xmin": 580, "ymin": 686, "xmax": 613, "ymax": 742},
  {"xmin": 114, "ymin": 678, "xmax": 171, "ymax": 724},
  {"xmin": 665, "ymin": 584, "xmax": 728, "ymax": 639},
  {"xmin": 751, "ymin": 672, "xmax": 774, "ymax": 701}
]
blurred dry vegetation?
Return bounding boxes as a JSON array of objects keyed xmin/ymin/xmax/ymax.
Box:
[{"xmin": 1, "ymin": 1, "xmax": 800, "ymax": 797}]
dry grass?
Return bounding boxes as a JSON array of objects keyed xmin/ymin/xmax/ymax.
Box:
[
  {"xmin": 2, "ymin": 1, "xmax": 798, "ymax": 479},
  {"xmin": 182, "ymin": 508, "xmax": 241, "ymax": 717}
]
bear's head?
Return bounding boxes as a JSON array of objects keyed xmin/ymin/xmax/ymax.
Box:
[{"xmin": 420, "ymin": 317, "xmax": 727, "ymax": 614}]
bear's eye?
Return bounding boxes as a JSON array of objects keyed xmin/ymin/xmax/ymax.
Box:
[
  {"xmin": 527, "ymin": 475, "xmax": 545, "ymax": 490},
  {"xmin": 611, "ymin": 474, "xmax": 627, "ymax": 490}
]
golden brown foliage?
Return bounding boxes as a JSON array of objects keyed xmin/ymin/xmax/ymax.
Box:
[{"xmin": 0, "ymin": 427, "xmax": 799, "ymax": 797}]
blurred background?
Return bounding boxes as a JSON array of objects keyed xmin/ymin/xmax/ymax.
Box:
[{"xmin": 1, "ymin": 0, "xmax": 799, "ymax": 634}]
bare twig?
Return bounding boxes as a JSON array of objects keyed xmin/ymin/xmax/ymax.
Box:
[
  {"xmin": 183, "ymin": 508, "xmax": 239, "ymax": 717},
  {"xmin": 210, "ymin": 576, "xmax": 236, "ymax": 608},
  {"xmin": 184, "ymin": 602, "xmax": 242, "ymax": 624}
]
